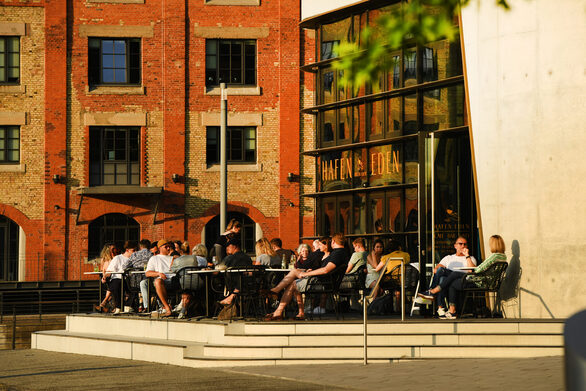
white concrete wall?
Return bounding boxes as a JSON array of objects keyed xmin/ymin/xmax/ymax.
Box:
[
  {"xmin": 461, "ymin": 0, "xmax": 586, "ymax": 318},
  {"xmin": 302, "ymin": 0, "xmax": 360, "ymax": 20}
]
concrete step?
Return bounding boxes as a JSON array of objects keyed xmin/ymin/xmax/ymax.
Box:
[{"xmin": 31, "ymin": 314, "xmax": 564, "ymax": 367}]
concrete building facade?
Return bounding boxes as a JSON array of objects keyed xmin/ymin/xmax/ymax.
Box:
[{"xmin": 300, "ymin": 0, "xmax": 586, "ymax": 319}]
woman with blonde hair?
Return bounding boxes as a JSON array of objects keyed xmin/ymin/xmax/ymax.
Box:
[
  {"xmin": 94, "ymin": 243, "xmax": 116, "ymax": 313},
  {"xmin": 192, "ymin": 243, "xmax": 209, "ymax": 267},
  {"xmin": 254, "ymin": 238, "xmax": 280, "ymax": 267}
]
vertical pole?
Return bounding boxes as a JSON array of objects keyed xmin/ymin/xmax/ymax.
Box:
[
  {"xmin": 362, "ymin": 290, "xmax": 367, "ymax": 365},
  {"xmin": 220, "ymin": 83, "xmax": 228, "ymax": 234},
  {"xmin": 12, "ymin": 306, "xmax": 16, "ymax": 350},
  {"xmin": 401, "ymin": 261, "xmax": 405, "ymax": 321}
]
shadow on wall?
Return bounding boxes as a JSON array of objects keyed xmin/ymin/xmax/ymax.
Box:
[{"xmin": 500, "ymin": 240, "xmax": 555, "ymax": 319}]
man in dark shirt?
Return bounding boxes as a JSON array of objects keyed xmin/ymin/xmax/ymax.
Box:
[
  {"xmin": 270, "ymin": 238, "xmax": 295, "ymax": 267},
  {"xmin": 219, "ymin": 237, "xmax": 252, "ymax": 306}
]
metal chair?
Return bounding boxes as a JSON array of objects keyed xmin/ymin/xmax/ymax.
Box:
[
  {"xmin": 459, "ymin": 261, "xmax": 508, "ymax": 317},
  {"xmin": 305, "ymin": 265, "xmax": 347, "ymax": 320}
]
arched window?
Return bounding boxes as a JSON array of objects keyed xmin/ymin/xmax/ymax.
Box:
[
  {"xmin": 204, "ymin": 212, "xmax": 256, "ymax": 255},
  {"xmin": 0, "ymin": 215, "xmax": 19, "ymax": 281},
  {"xmin": 88, "ymin": 213, "xmax": 140, "ymax": 259}
]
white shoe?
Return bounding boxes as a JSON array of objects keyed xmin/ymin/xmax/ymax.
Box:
[
  {"xmin": 437, "ymin": 307, "xmax": 446, "ymax": 317},
  {"xmin": 177, "ymin": 310, "xmax": 186, "ymax": 319},
  {"xmin": 123, "ymin": 306, "xmax": 135, "ymax": 313},
  {"xmin": 313, "ymin": 306, "xmax": 326, "ymax": 315},
  {"xmin": 112, "ymin": 308, "xmax": 121, "ymax": 314},
  {"xmin": 173, "ymin": 302, "xmax": 184, "ymax": 313}
]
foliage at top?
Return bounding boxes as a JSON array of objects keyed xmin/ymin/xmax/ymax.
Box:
[{"xmin": 334, "ymin": 0, "xmax": 510, "ymax": 92}]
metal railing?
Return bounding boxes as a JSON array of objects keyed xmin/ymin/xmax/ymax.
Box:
[{"xmin": 362, "ymin": 257, "xmax": 405, "ymax": 365}]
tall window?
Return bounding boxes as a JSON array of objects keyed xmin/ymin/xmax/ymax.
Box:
[
  {"xmin": 0, "ymin": 215, "xmax": 19, "ymax": 281},
  {"xmin": 0, "ymin": 126, "xmax": 20, "ymax": 163},
  {"xmin": 89, "ymin": 127, "xmax": 140, "ymax": 186},
  {"xmin": 206, "ymin": 126, "xmax": 256, "ymax": 165},
  {"xmin": 89, "ymin": 38, "xmax": 140, "ymax": 85},
  {"xmin": 205, "ymin": 39, "xmax": 256, "ymax": 86},
  {"xmin": 0, "ymin": 36, "xmax": 19, "ymax": 84},
  {"xmin": 88, "ymin": 214, "xmax": 140, "ymax": 260}
]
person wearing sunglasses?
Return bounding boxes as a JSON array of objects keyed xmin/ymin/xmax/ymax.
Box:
[
  {"xmin": 418, "ymin": 236, "xmax": 477, "ymax": 319},
  {"xmin": 144, "ymin": 239, "xmax": 176, "ymax": 317}
]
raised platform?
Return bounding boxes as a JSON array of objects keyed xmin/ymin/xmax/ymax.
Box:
[{"xmin": 31, "ymin": 314, "xmax": 564, "ymax": 367}]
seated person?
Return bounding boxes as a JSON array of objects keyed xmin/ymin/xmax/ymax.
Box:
[
  {"xmin": 218, "ymin": 237, "xmax": 253, "ymax": 306},
  {"xmin": 144, "ymin": 239, "xmax": 176, "ymax": 317},
  {"xmin": 264, "ymin": 233, "xmax": 349, "ymax": 321},
  {"xmin": 105, "ymin": 241, "xmax": 137, "ymax": 314},
  {"xmin": 192, "ymin": 243, "xmax": 210, "ymax": 267},
  {"xmin": 123, "ymin": 239, "xmax": 153, "ymax": 270},
  {"xmin": 346, "ymin": 237, "xmax": 367, "ymax": 274},
  {"xmin": 170, "ymin": 241, "xmax": 197, "ymax": 318},
  {"xmin": 365, "ymin": 239, "xmax": 385, "ymax": 299},
  {"xmin": 420, "ymin": 235, "xmax": 505, "ymax": 319},
  {"xmin": 270, "ymin": 237, "xmax": 295, "ymax": 267},
  {"xmin": 295, "ymin": 240, "xmax": 322, "ymax": 270},
  {"xmin": 418, "ymin": 236, "xmax": 477, "ymax": 318},
  {"xmin": 254, "ymin": 238, "xmax": 281, "ymax": 267},
  {"xmin": 379, "ymin": 239, "xmax": 411, "ymax": 309},
  {"xmin": 94, "ymin": 243, "xmax": 116, "ymax": 313}
]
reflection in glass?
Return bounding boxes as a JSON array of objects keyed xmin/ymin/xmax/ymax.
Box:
[
  {"xmin": 388, "ymin": 97, "xmax": 401, "ymax": 136},
  {"xmin": 339, "ymin": 107, "xmax": 351, "ymax": 142},
  {"xmin": 353, "ymin": 148, "xmax": 368, "ymax": 188},
  {"xmin": 368, "ymin": 99, "xmax": 384, "ymax": 139},
  {"xmin": 353, "ymin": 194, "xmax": 366, "ymax": 234},
  {"xmin": 319, "ymin": 150, "xmax": 352, "ymax": 192},
  {"xmin": 405, "ymin": 188, "xmax": 418, "ymax": 231},
  {"xmin": 339, "ymin": 197, "xmax": 351, "ymax": 235},
  {"xmin": 404, "ymin": 140, "xmax": 418, "ymax": 184},
  {"xmin": 369, "ymin": 193, "xmax": 384, "ymax": 234},
  {"xmin": 426, "ymin": 38, "xmax": 463, "ymax": 80},
  {"xmin": 423, "ymin": 84, "xmax": 466, "ymax": 130},
  {"xmin": 323, "ymin": 197, "xmax": 335, "ymax": 236},
  {"xmin": 404, "ymin": 47, "xmax": 416, "ymax": 87},
  {"xmin": 321, "ymin": 17, "xmax": 352, "ymax": 60},
  {"xmin": 353, "ymin": 105, "xmax": 365, "ymax": 143},
  {"xmin": 321, "ymin": 68, "xmax": 335, "ymax": 104},
  {"xmin": 322, "ymin": 110, "xmax": 335, "ymax": 143},
  {"xmin": 387, "ymin": 190, "xmax": 401, "ymax": 233},
  {"xmin": 368, "ymin": 144, "xmax": 403, "ymax": 186},
  {"xmin": 403, "ymin": 93, "xmax": 417, "ymax": 134}
]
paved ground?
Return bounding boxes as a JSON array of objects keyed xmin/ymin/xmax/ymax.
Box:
[{"xmin": 0, "ymin": 350, "xmax": 563, "ymax": 391}]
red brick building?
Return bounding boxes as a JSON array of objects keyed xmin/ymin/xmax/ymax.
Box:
[{"xmin": 0, "ymin": 0, "xmax": 302, "ymax": 281}]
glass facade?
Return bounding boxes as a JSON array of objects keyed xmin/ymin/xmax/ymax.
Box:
[{"xmin": 304, "ymin": 2, "xmax": 477, "ymax": 270}]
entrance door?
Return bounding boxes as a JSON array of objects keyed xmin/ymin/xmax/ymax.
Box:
[
  {"xmin": 0, "ymin": 215, "xmax": 19, "ymax": 281},
  {"xmin": 420, "ymin": 131, "xmax": 477, "ymax": 277}
]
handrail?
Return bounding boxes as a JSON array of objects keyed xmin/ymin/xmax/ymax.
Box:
[{"xmin": 362, "ymin": 257, "xmax": 406, "ymax": 365}]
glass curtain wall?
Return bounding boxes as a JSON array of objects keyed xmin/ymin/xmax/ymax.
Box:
[{"xmin": 304, "ymin": 1, "xmax": 477, "ymax": 278}]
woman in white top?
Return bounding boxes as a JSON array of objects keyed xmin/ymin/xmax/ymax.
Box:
[{"xmin": 365, "ymin": 239, "xmax": 385, "ymax": 299}]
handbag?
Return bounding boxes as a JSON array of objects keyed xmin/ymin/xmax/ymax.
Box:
[{"xmin": 217, "ymin": 303, "xmax": 237, "ymax": 320}]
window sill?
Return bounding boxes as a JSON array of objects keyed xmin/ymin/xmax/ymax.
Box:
[
  {"xmin": 205, "ymin": 86, "xmax": 261, "ymax": 96},
  {"xmin": 86, "ymin": 85, "xmax": 145, "ymax": 95},
  {"xmin": 77, "ymin": 185, "xmax": 163, "ymax": 195},
  {"xmin": 206, "ymin": 163, "xmax": 262, "ymax": 172},
  {"xmin": 0, "ymin": 85, "xmax": 25, "ymax": 94},
  {"xmin": 0, "ymin": 164, "xmax": 25, "ymax": 173},
  {"xmin": 204, "ymin": 0, "xmax": 260, "ymax": 5}
]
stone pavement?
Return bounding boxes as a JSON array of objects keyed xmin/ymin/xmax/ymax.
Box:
[{"xmin": 0, "ymin": 349, "xmax": 563, "ymax": 391}]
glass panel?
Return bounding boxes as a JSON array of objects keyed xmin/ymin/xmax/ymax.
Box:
[
  {"xmin": 388, "ymin": 53, "xmax": 401, "ymax": 90},
  {"xmin": 387, "ymin": 190, "xmax": 402, "ymax": 233},
  {"xmin": 353, "ymin": 104, "xmax": 365, "ymax": 143},
  {"xmin": 352, "ymin": 193, "xmax": 366, "ymax": 234},
  {"xmin": 423, "ymin": 84, "xmax": 466, "ymax": 130},
  {"xmin": 102, "ymin": 54, "xmax": 114, "ymax": 68},
  {"xmin": 338, "ymin": 197, "xmax": 351, "ymax": 235},
  {"xmin": 0, "ymin": 151, "xmax": 4, "ymax": 160},
  {"xmin": 114, "ymin": 54, "xmax": 125, "ymax": 68},
  {"xmin": 426, "ymin": 37, "xmax": 463, "ymax": 80},
  {"xmin": 339, "ymin": 107, "xmax": 350, "ymax": 142},
  {"xmin": 7, "ymin": 139, "xmax": 18, "ymax": 149},
  {"xmin": 0, "ymin": 140, "xmax": 4, "ymax": 149},
  {"xmin": 321, "ymin": 69, "xmax": 335, "ymax": 104},
  {"xmin": 405, "ymin": 188, "xmax": 418, "ymax": 231},
  {"xmin": 404, "ymin": 47, "xmax": 417, "ymax": 87},
  {"xmin": 103, "ymin": 174, "xmax": 114, "ymax": 185},
  {"xmin": 8, "ymin": 53, "xmax": 18, "ymax": 67},
  {"xmin": 388, "ymin": 97, "xmax": 401, "ymax": 136},
  {"xmin": 368, "ymin": 144, "xmax": 403, "ymax": 186},
  {"xmin": 7, "ymin": 150, "xmax": 18, "ymax": 161},
  {"xmin": 319, "ymin": 150, "xmax": 352, "ymax": 192},
  {"xmin": 403, "ymin": 93, "xmax": 417, "ymax": 134},
  {"xmin": 404, "ymin": 140, "xmax": 418, "ymax": 184},
  {"xmin": 353, "ymin": 148, "xmax": 368, "ymax": 188},
  {"xmin": 104, "ymin": 164, "xmax": 115, "ymax": 174},
  {"xmin": 0, "ymin": 40, "xmax": 4, "ymax": 51},
  {"xmin": 368, "ymin": 100, "xmax": 384, "ymax": 139},
  {"xmin": 206, "ymin": 56, "xmax": 216, "ymax": 68},
  {"xmin": 322, "ymin": 197, "xmax": 336, "ymax": 236},
  {"xmin": 322, "ymin": 110, "xmax": 335, "ymax": 143},
  {"xmin": 114, "ymin": 69, "xmax": 126, "ymax": 83},
  {"xmin": 206, "ymin": 40, "xmax": 217, "ymax": 55},
  {"xmin": 0, "ymin": 53, "xmax": 4, "ymax": 66},
  {"xmin": 102, "ymin": 68, "xmax": 114, "ymax": 83},
  {"xmin": 368, "ymin": 192, "xmax": 384, "ymax": 233},
  {"xmin": 321, "ymin": 16, "xmax": 352, "ymax": 60},
  {"xmin": 113, "ymin": 40, "xmax": 126, "ymax": 54},
  {"xmin": 7, "ymin": 127, "xmax": 18, "ymax": 138},
  {"xmin": 102, "ymin": 40, "xmax": 114, "ymax": 54}
]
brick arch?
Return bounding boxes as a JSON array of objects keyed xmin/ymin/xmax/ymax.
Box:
[{"xmin": 0, "ymin": 203, "xmax": 44, "ymax": 280}]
